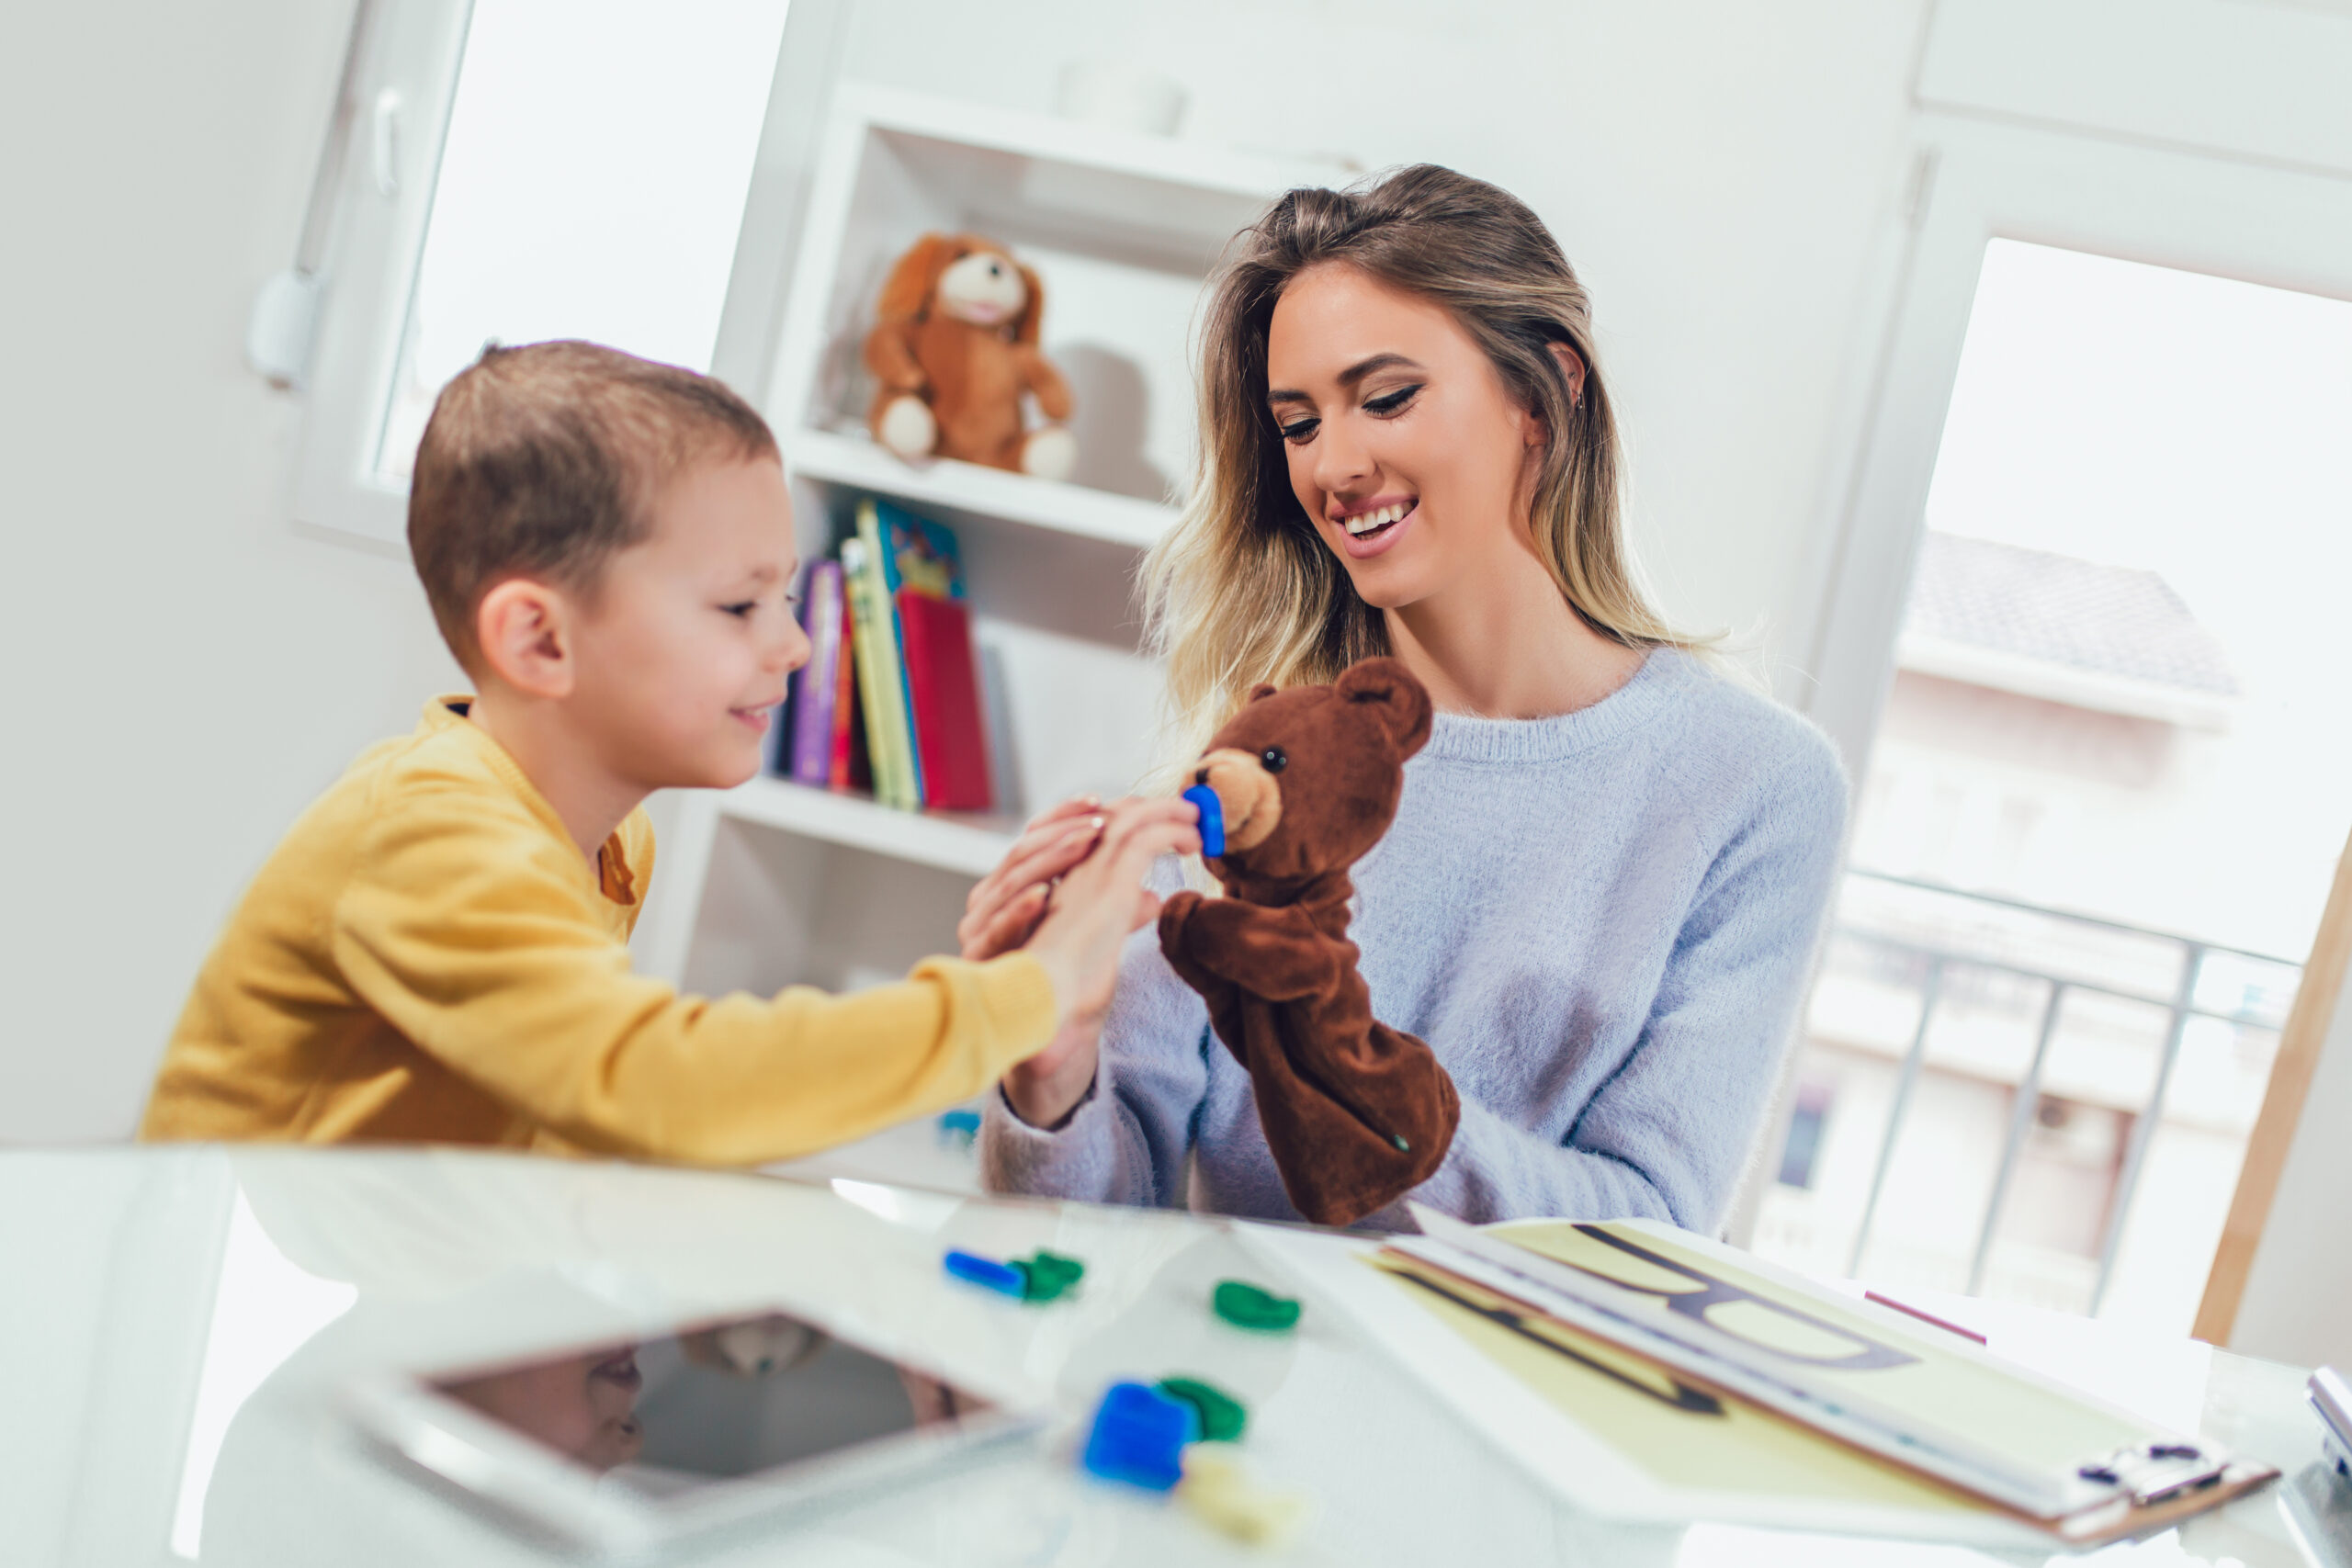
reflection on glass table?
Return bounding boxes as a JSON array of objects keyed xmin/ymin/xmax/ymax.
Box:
[{"xmin": 6, "ymin": 1146, "xmax": 2345, "ymax": 1568}]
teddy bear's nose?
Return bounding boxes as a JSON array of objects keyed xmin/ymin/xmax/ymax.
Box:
[{"xmin": 1193, "ymin": 765, "xmax": 1210, "ymax": 786}]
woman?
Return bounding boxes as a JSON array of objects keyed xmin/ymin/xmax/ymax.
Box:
[{"xmin": 963, "ymin": 165, "xmax": 1846, "ymax": 1231}]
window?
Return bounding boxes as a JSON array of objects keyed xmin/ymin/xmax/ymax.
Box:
[
  {"xmin": 289, "ymin": 0, "xmax": 805, "ymax": 546},
  {"xmin": 374, "ymin": 0, "xmax": 791, "ymax": 485}
]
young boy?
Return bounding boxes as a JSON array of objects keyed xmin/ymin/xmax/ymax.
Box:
[{"xmin": 141, "ymin": 341, "xmax": 1195, "ymax": 1162}]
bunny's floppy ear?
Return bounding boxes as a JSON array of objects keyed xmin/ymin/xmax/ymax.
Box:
[
  {"xmin": 1011, "ymin": 259, "xmax": 1046, "ymax": 345},
  {"xmin": 1333, "ymin": 657, "xmax": 1434, "ymax": 759},
  {"xmin": 876, "ymin": 234, "xmax": 960, "ymax": 327}
]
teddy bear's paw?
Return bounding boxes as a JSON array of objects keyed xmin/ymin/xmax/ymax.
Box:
[
  {"xmin": 876, "ymin": 395, "xmax": 938, "ymax": 461},
  {"xmin": 1019, "ymin": 425, "xmax": 1077, "ymax": 482}
]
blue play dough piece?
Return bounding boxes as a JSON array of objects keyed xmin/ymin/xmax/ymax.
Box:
[
  {"xmin": 1182, "ymin": 784, "xmax": 1226, "ymax": 859},
  {"xmin": 944, "ymin": 1248, "xmax": 1026, "ymax": 1297},
  {"xmin": 1082, "ymin": 1382, "xmax": 1201, "ymax": 1491},
  {"xmin": 937, "ymin": 1108, "xmax": 981, "ymax": 1134}
]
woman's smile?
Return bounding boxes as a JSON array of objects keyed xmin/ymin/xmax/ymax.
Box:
[{"xmin": 1329, "ymin": 493, "xmax": 1420, "ymax": 558}]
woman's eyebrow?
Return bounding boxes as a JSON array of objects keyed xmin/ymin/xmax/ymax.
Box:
[
  {"xmin": 1266, "ymin": 352, "xmax": 1426, "ymax": 406},
  {"xmin": 1338, "ymin": 352, "xmax": 1423, "ymax": 386}
]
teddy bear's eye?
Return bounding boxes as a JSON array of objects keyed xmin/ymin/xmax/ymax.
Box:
[{"xmin": 1260, "ymin": 747, "xmax": 1288, "ymax": 773}]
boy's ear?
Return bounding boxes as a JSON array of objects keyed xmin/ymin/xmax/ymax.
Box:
[{"xmin": 474, "ymin": 578, "xmax": 574, "ymax": 699}]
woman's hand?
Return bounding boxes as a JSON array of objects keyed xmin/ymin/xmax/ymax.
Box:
[{"xmin": 1001, "ymin": 1013, "xmax": 1108, "ymax": 1132}]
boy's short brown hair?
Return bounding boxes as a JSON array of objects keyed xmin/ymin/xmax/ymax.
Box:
[{"xmin": 407, "ymin": 340, "xmax": 779, "ymax": 672}]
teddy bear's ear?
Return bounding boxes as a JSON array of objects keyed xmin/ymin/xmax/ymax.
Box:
[
  {"xmin": 1010, "ymin": 258, "xmax": 1046, "ymax": 345},
  {"xmin": 876, "ymin": 234, "xmax": 960, "ymax": 326},
  {"xmin": 1247, "ymin": 682, "xmax": 1280, "ymax": 704},
  {"xmin": 1333, "ymin": 657, "xmax": 1434, "ymax": 759}
]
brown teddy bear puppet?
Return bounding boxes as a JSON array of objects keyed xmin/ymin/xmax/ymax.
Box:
[
  {"xmin": 864, "ymin": 232, "xmax": 1077, "ymax": 480},
  {"xmin": 1158, "ymin": 657, "xmax": 1461, "ymax": 1226}
]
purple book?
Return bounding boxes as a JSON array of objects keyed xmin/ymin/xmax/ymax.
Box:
[{"xmin": 788, "ymin": 559, "xmax": 844, "ymax": 785}]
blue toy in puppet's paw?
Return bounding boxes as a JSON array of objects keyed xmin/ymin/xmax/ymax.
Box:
[{"xmin": 1182, "ymin": 784, "xmax": 1226, "ymax": 859}]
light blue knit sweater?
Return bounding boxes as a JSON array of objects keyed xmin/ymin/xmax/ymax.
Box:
[{"xmin": 980, "ymin": 649, "xmax": 1849, "ymax": 1233}]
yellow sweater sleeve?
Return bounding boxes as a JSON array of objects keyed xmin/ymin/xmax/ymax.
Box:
[{"xmin": 331, "ymin": 778, "xmax": 1057, "ymax": 1165}]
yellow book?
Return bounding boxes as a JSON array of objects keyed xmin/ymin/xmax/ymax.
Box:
[{"xmin": 843, "ymin": 507, "xmax": 918, "ymax": 810}]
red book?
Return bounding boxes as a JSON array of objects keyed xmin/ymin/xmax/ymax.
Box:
[
  {"xmin": 893, "ymin": 586, "xmax": 992, "ymax": 812},
  {"xmin": 827, "ymin": 570, "xmax": 863, "ymax": 792}
]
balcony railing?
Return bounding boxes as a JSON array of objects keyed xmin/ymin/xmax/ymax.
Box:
[{"xmin": 1818, "ymin": 870, "xmax": 2299, "ymax": 1312}]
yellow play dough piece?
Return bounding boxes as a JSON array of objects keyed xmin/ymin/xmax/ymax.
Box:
[{"xmin": 1175, "ymin": 1449, "xmax": 1313, "ymax": 1548}]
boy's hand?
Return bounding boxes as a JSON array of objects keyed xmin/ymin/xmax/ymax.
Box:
[{"xmin": 1011, "ymin": 797, "xmax": 1200, "ymax": 1129}]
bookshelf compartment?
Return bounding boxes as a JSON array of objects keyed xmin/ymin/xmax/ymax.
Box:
[
  {"xmin": 770, "ymin": 87, "xmax": 1343, "ymax": 531},
  {"xmin": 684, "ymin": 816, "xmax": 975, "ymax": 1001}
]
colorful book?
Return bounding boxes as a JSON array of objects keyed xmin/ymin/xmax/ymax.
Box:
[
  {"xmin": 895, "ymin": 592, "xmax": 990, "ymax": 810},
  {"xmin": 861, "ymin": 501, "xmax": 937, "ymax": 808},
  {"xmin": 865, "ymin": 501, "xmax": 926, "ymax": 804},
  {"xmin": 786, "ymin": 559, "xmax": 842, "ymax": 785},
  {"xmin": 873, "ymin": 501, "xmax": 992, "ymax": 812},
  {"xmin": 843, "ymin": 656, "xmax": 873, "ymax": 793},
  {"xmin": 875, "ymin": 512, "xmax": 992, "ymax": 818},
  {"xmin": 826, "ymin": 565, "xmax": 865, "ymax": 792},
  {"xmin": 842, "ymin": 523, "xmax": 920, "ymax": 810}
]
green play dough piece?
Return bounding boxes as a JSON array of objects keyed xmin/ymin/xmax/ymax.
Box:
[
  {"xmin": 1212, "ymin": 1280, "xmax": 1301, "ymax": 1332},
  {"xmin": 1014, "ymin": 1249, "xmax": 1085, "ymax": 1303},
  {"xmin": 1156, "ymin": 1375, "xmax": 1248, "ymax": 1442}
]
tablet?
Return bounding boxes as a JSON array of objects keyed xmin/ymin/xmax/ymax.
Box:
[{"xmin": 346, "ymin": 1308, "xmax": 1044, "ymax": 1555}]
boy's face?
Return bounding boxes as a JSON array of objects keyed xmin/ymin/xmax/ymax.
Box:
[{"xmin": 569, "ymin": 454, "xmax": 809, "ymax": 792}]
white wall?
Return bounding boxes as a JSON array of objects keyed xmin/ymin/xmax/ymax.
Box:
[
  {"xmin": 0, "ymin": 1, "xmax": 464, "ymax": 1143},
  {"xmin": 0, "ymin": 0, "xmax": 1936, "ymax": 1145}
]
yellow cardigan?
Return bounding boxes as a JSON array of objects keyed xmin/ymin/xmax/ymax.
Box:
[{"xmin": 141, "ymin": 698, "xmax": 1057, "ymax": 1163}]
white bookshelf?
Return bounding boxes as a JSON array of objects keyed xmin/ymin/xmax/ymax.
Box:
[
  {"xmin": 787, "ymin": 426, "xmax": 1173, "ymax": 551},
  {"xmin": 635, "ymin": 85, "xmax": 1348, "ymax": 1004},
  {"xmin": 716, "ymin": 776, "xmax": 1016, "ymax": 879}
]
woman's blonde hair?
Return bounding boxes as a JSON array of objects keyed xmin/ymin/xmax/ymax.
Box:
[{"xmin": 1141, "ymin": 164, "xmax": 1703, "ymax": 772}]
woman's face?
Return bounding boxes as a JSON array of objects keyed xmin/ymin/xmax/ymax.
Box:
[{"xmin": 1264, "ymin": 263, "xmax": 1544, "ymax": 612}]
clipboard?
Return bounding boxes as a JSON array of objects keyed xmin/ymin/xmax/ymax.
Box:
[{"xmin": 1372, "ymin": 1205, "xmax": 2276, "ymax": 1547}]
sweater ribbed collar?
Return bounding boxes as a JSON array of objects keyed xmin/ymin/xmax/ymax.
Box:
[{"xmin": 1415, "ymin": 647, "xmax": 1694, "ymax": 766}]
